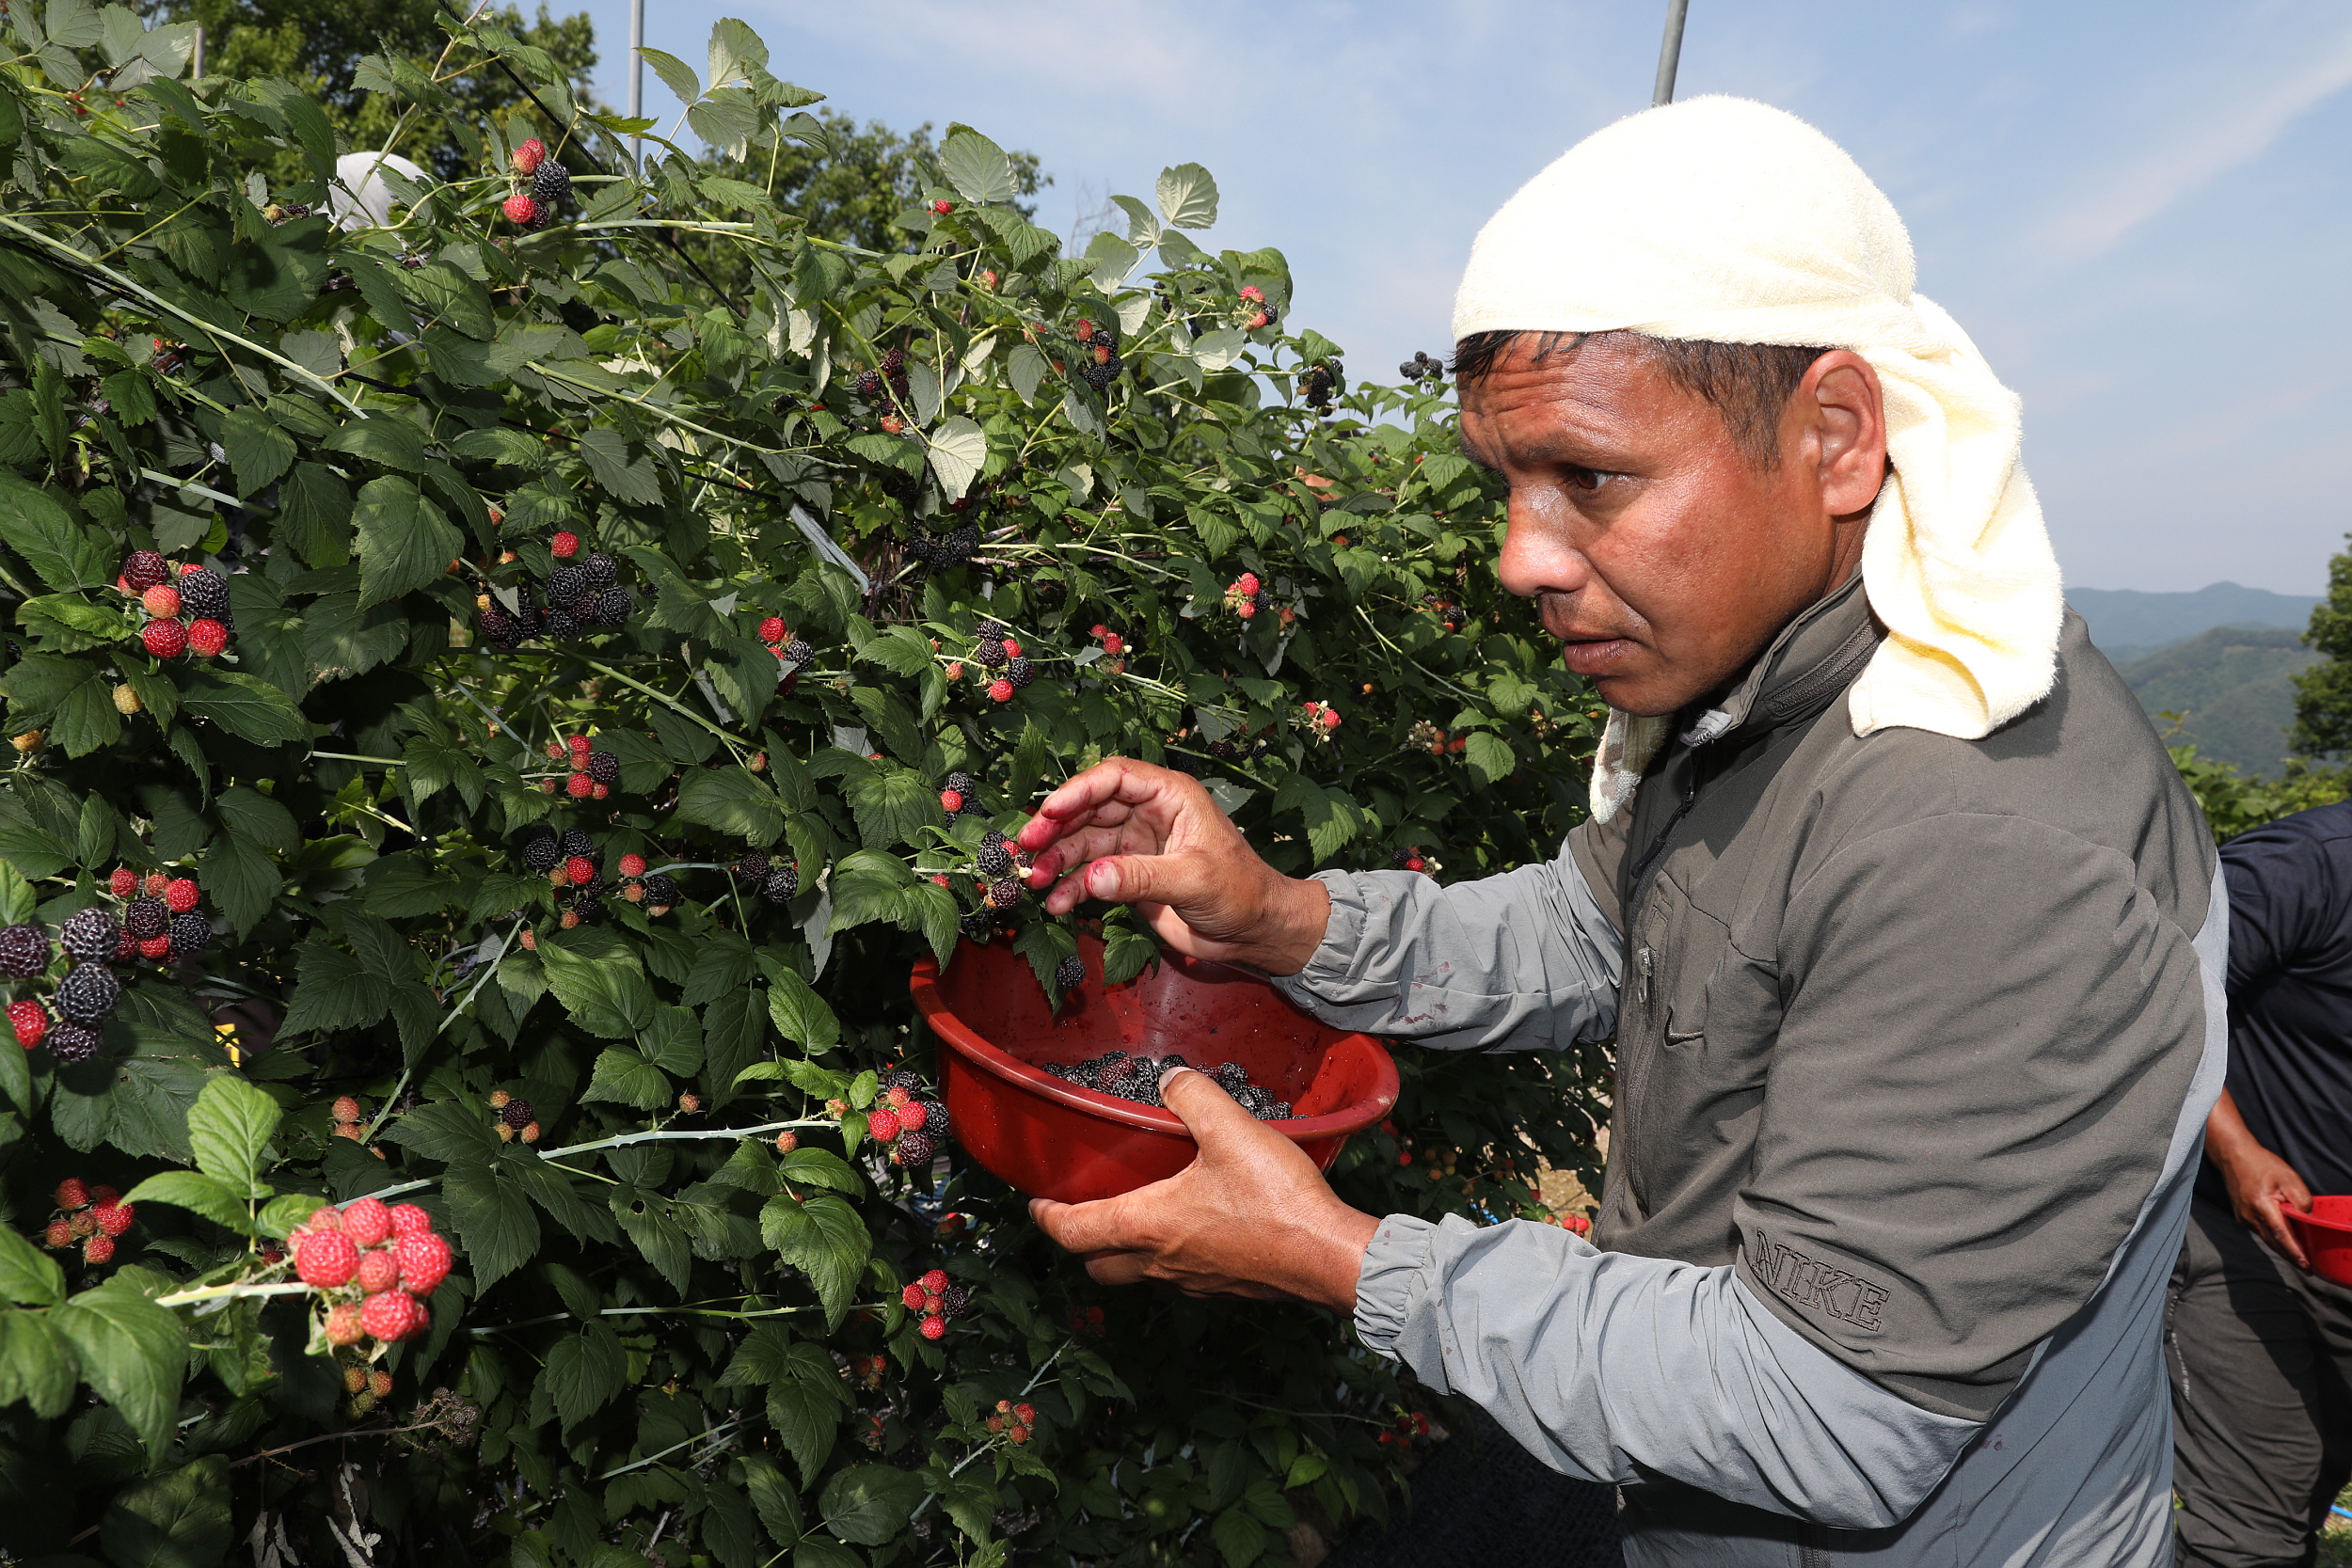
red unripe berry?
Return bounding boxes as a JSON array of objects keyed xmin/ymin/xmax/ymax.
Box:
[
  {"xmin": 946, "ymin": 661, "xmax": 963, "ymax": 679},
  {"xmin": 564, "ymin": 855, "xmax": 595, "ymax": 887},
  {"xmin": 388, "ymin": 1203, "xmax": 433, "ymax": 1236},
  {"xmin": 186, "ymin": 619, "xmax": 228, "ymax": 657},
  {"xmin": 323, "ymin": 1303, "xmax": 365, "ymax": 1346},
  {"xmin": 11, "ymin": 1001, "xmax": 49, "ymax": 1049},
  {"xmin": 1240, "ymin": 285, "xmax": 1264, "ymax": 302},
  {"xmin": 549, "ymin": 530, "xmax": 580, "ymax": 559},
  {"xmin": 359, "ymin": 1290, "xmax": 427, "ymax": 1341},
  {"xmin": 138, "ymin": 934, "xmax": 171, "ymax": 959},
  {"xmin": 144, "ymin": 873, "xmax": 169, "ymax": 897},
  {"xmin": 355, "ymin": 1247, "xmax": 400, "ymax": 1293},
  {"xmin": 940, "ymin": 789, "xmax": 963, "ymax": 814},
  {"xmin": 1103, "ymin": 633, "xmax": 1123, "ymax": 655},
  {"xmin": 1090, "ymin": 624, "xmax": 1107, "ymax": 638},
  {"xmin": 340, "ymin": 1196, "xmax": 393, "ymax": 1248},
  {"xmin": 140, "ymin": 584, "xmax": 181, "ymax": 618},
  {"xmin": 1236, "ymin": 602, "xmax": 1257, "ymax": 620},
  {"xmin": 1322, "ymin": 708, "xmax": 1342, "ymax": 730},
  {"xmin": 1237, "ymin": 572, "xmax": 1260, "ymax": 595},
  {"xmin": 1002, "ymin": 638, "xmax": 1021, "ymax": 657},
  {"xmin": 108, "ymin": 867, "xmax": 137, "ymax": 897},
  {"xmin": 592, "ymin": 784, "xmax": 610, "ymax": 800},
  {"xmin": 920, "ymin": 1268, "xmax": 949, "ymax": 1293},
  {"xmin": 885, "ymin": 1086, "xmax": 912, "ymax": 1108},
  {"xmin": 331, "ymin": 1096, "xmax": 363, "ymax": 1124},
  {"xmin": 43, "ymin": 1219, "xmax": 72, "ymax": 1248},
  {"xmin": 774, "ymin": 1131, "xmax": 797, "ymax": 1154},
  {"xmin": 568, "ymin": 734, "xmax": 592, "ymax": 757},
  {"xmin": 988, "ymin": 678, "xmax": 1013, "ymax": 703},
  {"xmin": 758, "ymin": 616, "xmax": 787, "ymax": 643},
  {"xmin": 93, "ymin": 1202, "xmax": 134, "ymax": 1237},
  {"xmin": 919, "ymin": 1314, "xmax": 946, "ymax": 1340},
  {"xmin": 618, "ymin": 852, "xmax": 646, "ymax": 877},
  {"xmin": 901, "ymin": 1282, "xmax": 927, "ymax": 1309},
  {"xmin": 513, "ymin": 136, "xmax": 547, "ymax": 173},
  {"xmin": 84, "ymin": 1235, "xmax": 115, "ymax": 1264},
  {"xmin": 502, "ymin": 193, "xmax": 542, "ymax": 226},
  {"xmin": 294, "ymin": 1230, "xmax": 360, "ymax": 1288},
  {"xmin": 545, "ymin": 741, "xmax": 565, "ymax": 760},
  {"xmin": 898, "ymin": 1101, "xmax": 928, "ymax": 1131},
  {"xmin": 397, "ymin": 1230, "xmax": 452, "ymax": 1294},
  {"xmin": 55, "ymin": 1178, "xmax": 87, "ymax": 1211},
  {"xmin": 930, "ymin": 198, "xmax": 953, "ymax": 214},
  {"xmin": 565, "ymin": 772, "xmax": 594, "ymax": 798},
  {"xmin": 164, "ymin": 878, "xmax": 199, "ymax": 912},
  {"xmin": 866, "ymin": 1106, "xmax": 901, "ymax": 1142},
  {"xmin": 141, "ymin": 620, "xmax": 187, "ymax": 657},
  {"xmin": 91, "ymin": 1185, "xmax": 119, "ymax": 1208}
]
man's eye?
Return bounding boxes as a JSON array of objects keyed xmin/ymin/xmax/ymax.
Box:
[{"xmin": 1562, "ymin": 467, "xmax": 1610, "ymax": 492}]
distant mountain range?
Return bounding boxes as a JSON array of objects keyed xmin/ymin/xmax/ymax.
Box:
[
  {"xmin": 2068, "ymin": 581, "xmax": 2319, "ymax": 661},
  {"xmin": 2063, "ymin": 583, "xmax": 2325, "ymax": 777}
]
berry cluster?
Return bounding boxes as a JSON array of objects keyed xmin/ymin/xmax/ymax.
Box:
[
  {"xmin": 487, "ymin": 1087, "xmax": 542, "ymax": 1144},
  {"xmin": 984, "ymin": 1398, "xmax": 1037, "ymax": 1444},
  {"xmin": 1375, "ymin": 1408, "xmax": 1435, "ymax": 1450},
  {"xmin": 1202, "ymin": 726, "xmax": 1276, "ymax": 763},
  {"xmin": 1295, "ymin": 699, "xmax": 1343, "ymax": 739},
  {"xmin": 1067, "ymin": 1304, "xmax": 1107, "ymax": 1338},
  {"xmin": 1547, "ymin": 1211, "xmax": 1594, "ymax": 1236},
  {"xmin": 5, "ymin": 872, "xmax": 213, "ymax": 1063},
  {"xmin": 342, "ymin": 1361, "xmax": 397, "ymax": 1417},
  {"xmin": 731, "ymin": 850, "xmax": 800, "ymax": 908},
  {"xmin": 541, "ymin": 733, "xmax": 622, "ymax": 800},
  {"xmin": 329, "ymin": 1094, "xmax": 372, "ymax": 1143},
  {"xmin": 1398, "ymin": 350, "xmax": 1445, "ymax": 384},
  {"xmin": 757, "ymin": 616, "xmax": 816, "ymax": 691},
  {"xmin": 896, "ymin": 1265, "xmax": 973, "ymax": 1341},
  {"xmin": 1072, "ymin": 319, "xmax": 1123, "ymax": 391},
  {"xmin": 519, "ymin": 829, "xmax": 635, "ymax": 927},
  {"xmin": 958, "ymin": 830, "xmax": 1031, "ymax": 942},
  {"xmin": 119, "ymin": 551, "xmax": 233, "ymax": 661},
  {"xmin": 1238, "ymin": 283, "xmax": 1280, "ymax": 332},
  {"xmin": 501, "ymin": 137, "xmax": 573, "ymax": 229},
  {"xmin": 39, "ymin": 1178, "xmax": 134, "ymax": 1265},
  {"xmin": 862, "ymin": 1069, "xmax": 950, "ymax": 1171},
  {"xmin": 1300, "ymin": 359, "xmax": 1341, "ymax": 411},
  {"xmin": 1389, "ymin": 846, "xmax": 1431, "ymax": 876},
  {"xmin": 476, "ymin": 551, "xmax": 638, "ymax": 648},
  {"xmin": 905, "ymin": 522, "xmax": 981, "ymax": 572},
  {"xmin": 292, "ymin": 1196, "xmax": 452, "ymax": 1347},
  {"xmin": 939, "ymin": 768, "xmax": 982, "ymax": 824},
  {"xmin": 854, "ymin": 347, "xmax": 913, "ymax": 432},
  {"xmin": 967, "ymin": 620, "xmax": 1035, "ymax": 705},
  {"xmin": 1406, "ymin": 719, "xmax": 1467, "ymax": 759},
  {"xmin": 1223, "ymin": 571, "xmax": 1271, "ymax": 621},
  {"xmin": 1039, "ymin": 1053, "xmax": 1296, "ymax": 1120},
  {"xmin": 1085, "ymin": 624, "xmax": 1129, "ymax": 666},
  {"xmin": 1421, "ymin": 594, "xmax": 1463, "ymax": 633}
]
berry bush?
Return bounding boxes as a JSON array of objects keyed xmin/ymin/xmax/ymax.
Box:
[{"xmin": 0, "ymin": 10, "xmax": 1608, "ymax": 1563}]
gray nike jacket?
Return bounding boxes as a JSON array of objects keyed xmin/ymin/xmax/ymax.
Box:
[{"xmin": 1273, "ymin": 578, "xmax": 2226, "ymax": 1566}]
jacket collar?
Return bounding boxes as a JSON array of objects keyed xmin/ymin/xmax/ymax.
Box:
[{"xmin": 1677, "ymin": 572, "xmax": 1882, "ymax": 749}]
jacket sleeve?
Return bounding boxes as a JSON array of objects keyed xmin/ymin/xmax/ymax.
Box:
[
  {"xmin": 2217, "ymin": 821, "xmax": 2333, "ymax": 1003},
  {"xmin": 1266, "ymin": 838, "xmax": 1622, "ymax": 1052},
  {"xmin": 1354, "ymin": 1213, "xmax": 1981, "ymax": 1528}
]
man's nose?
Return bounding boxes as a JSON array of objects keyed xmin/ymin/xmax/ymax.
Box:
[{"xmin": 1495, "ymin": 497, "xmax": 1591, "ymax": 601}]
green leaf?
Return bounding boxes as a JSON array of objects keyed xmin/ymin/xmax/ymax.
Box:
[
  {"xmin": 1463, "ymin": 729, "xmax": 1516, "ymax": 785},
  {"xmin": 184, "ymin": 1073, "xmax": 280, "ymax": 1196},
  {"xmin": 584, "ymin": 1047, "xmax": 671, "ymax": 1110},
  {"xmin": 51, "ymin": 1280, "xmax": 186, "ymax": 1462},
  {"xmin": 0, "ymin": 1310, "xmax": 78, "ymax": 1418},
  {"xmin": 763, "ymin": 961, "xmax": 839, "ymax": 1051},
  {"xmin": 257, "ymin": 1192, "xmax": 330, "ymax": 1239},
  {"xmin": 739, "ymin": 1451, "xmax": 803, "ymax": 1547},
  {"xmin": 576, "ymin": 425, "xmax": 665, "ymax": 505},
  {"xmin": 0, "ymin": 473, "xmax": 114, "ymax": 590},
  {"xmin": 0, "ymin": 858, "xmax": 34, "ymax": 925},
  {"xmin": 541, "ymin": 1320, "xmax": 627, "ymax": 1430},
  {"xmin": 50, "ymin": 673, "xmax": 121, "ymax": 756},
  {"xmin": 441, "ymin": 1162, "xmax": 540, "ymax": 1288},
  {"xmin": 675, "ymin": 766, "xmax": 786, "ymax": 845},
  {"xmin": 120, "ymin": 1169, "xmax": 255, "ymax": 1232},
  {"xmin": 279, "ymin": 938, "xmax": 391, "ymax": 1038},
  {"xmin": 639, "ymin": 44, "xmax": 701, "ymax": 103},
  {"xmin": 1007, "ymin": 341, "xmax": 1048, "ymax": 404},
  {"xmin": 218, "ymin": 404, "xmax": 294, "ymax": 497},
  {"xmin": 537, "ymin": 941, "xmax": 656, "ymax": 1037},
  {"xmin": 200, "ymin": 831, "xmax": 281, "ymax": 935},
  {"xmin": 939, "ymin": 128, "xmax": 1017, "ymax": 205},
  {"xmin": 1210, "ymin": 1506, "xmax": 1269, "ymax": 1568},
  {"xmin": 842, "ymin": 764, "xmax": 933, "ymax": 850},
  {"xmin": 0, "ymin": 1222, "xmax": 65, "ymax": 1306},
  {"xmin": 777, "ymin": 1147, "xmax": 861, "ymax": 1196},
  {"xmin": 1156, "ymin": 163, "xmax": 1220, "ymax": 230},
  {"xmin": 643, "ymin": 1004, "xmax": 704, "ymax": 1074},
  {"xmin": 99, "ymin": 1455, "xmax": 232, "ymax": 1568},
  {"xmin": 327, "ymin": 414, "xmax": 428, "ymax": 472},
  {"xmin": 179, "ymin": 669, "xmax": 310, "ymax": 749},
  {"xmin": 818, "ymin": 1465, "xmax": 925, "ymax": 1546},
  {"xmin": 681, "ymin": 930, "xmax": 759, "ymax": 1006},
  {"xmin": 612, "ymin": 1185, "xmax": 693, "ymax": 1293},
  {"xmin": 760, "ymin": 1192, "xmax": 868, "ymax": 1326},
  {"xmin": 925, "ymin": 417, "xmax": 988, "ymax": 501},
  {"xmin": 501, "ymin": 1148, "xmax": 620, "ymax": 1243},
  {"xmin": 278, "ymin": 461, "xmax": 354, "ymax": 567},
  {"xmin": 352, "ymin": 476, "xmax": 464, "ymax": 610}
]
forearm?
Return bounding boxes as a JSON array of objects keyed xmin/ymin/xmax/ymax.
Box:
[
  {"xmin": 1270, "ymin": 846, "xmax": 1622, "ymax": 1052},
  {"xmin": 1356, "ymin": 1213, "xmax": 1979, "ymax": 1527},
  {"xmin": 2201, "ymin": 1088, "xmax": 2266, "ymax": 1169}
]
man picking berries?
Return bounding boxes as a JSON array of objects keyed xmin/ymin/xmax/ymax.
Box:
[{"xmin": 1016, "ymin": 101, "xmax": 2218, "ymax": 1567}]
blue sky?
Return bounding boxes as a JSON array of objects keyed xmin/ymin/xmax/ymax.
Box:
[{"xmin": 564, "ymin": 1, "xmax": 2352, "ymax": 595}]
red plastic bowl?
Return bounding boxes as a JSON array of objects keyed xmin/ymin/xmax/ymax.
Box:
[
  {"xmin": 2286, "ymin": 1196, "xmax": 2352, "ymax": 1288},
  {"xmin": 910, "ymin": 934, "xmax": 1398, "ymax": 1204}
]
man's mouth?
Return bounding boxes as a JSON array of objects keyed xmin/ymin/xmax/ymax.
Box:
[{"xmin": 1556, "ymin": 635, "xmax": 1637, "ymax": 675}]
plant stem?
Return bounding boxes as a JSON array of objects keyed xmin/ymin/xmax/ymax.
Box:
[
  {"xmin": 155, "ymin": 1280, "xmax": 312, "ymax": 1309},
  {"xmin": 356, "ymin": 1118, "xmax": 823, "ymax": 1202}
]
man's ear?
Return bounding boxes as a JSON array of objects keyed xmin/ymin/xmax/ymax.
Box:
[{"xmin": 1804, "ymin": 351, "xmax": 1887, "ymax": 517}]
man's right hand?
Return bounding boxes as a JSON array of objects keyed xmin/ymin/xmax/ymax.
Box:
[
  {"xmin": 1016, "ymin": 758, "xmax": 1331, "ymax": 975},
  {"xmin": 2206, "ymin": 1088, "xmax": 2313, "ymax": 1269}
]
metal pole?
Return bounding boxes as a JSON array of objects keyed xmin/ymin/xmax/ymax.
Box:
[
  {"xmin": 189, "ymin": 22, "xmax": 203, "ymax": 78},
  {"xmin": 1652, "ymin": 0, "xmax": 1691, "ymax": 107},
  {"xmin": 628, "ymin": 0, "xmax": 644, "ymax": 172}
]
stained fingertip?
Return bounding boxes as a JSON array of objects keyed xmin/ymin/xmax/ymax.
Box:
[{"xmin": 1158, "ymin": 1064, "xmax": 1198, "ymax": 1094}]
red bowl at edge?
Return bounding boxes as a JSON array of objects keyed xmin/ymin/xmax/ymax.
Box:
[
  {"xmin": 910, "ymin": 935, "xmax": 1398, "ymax": 1204},
  {"xmin": 2286, "ymin": 1196, "xmax": 2352, "ymax": 1289}
]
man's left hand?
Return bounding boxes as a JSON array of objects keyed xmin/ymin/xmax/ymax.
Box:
[{"xmin": 1029, "ymin": 1068, "xmax": 1380, "ymax": 1311}]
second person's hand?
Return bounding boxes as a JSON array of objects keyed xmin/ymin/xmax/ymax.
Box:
[{"xmin": 1016, "ymin": 757, "xmax": 1330, "ymax": 974}]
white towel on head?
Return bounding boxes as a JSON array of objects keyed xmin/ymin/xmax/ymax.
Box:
[{"xmin": 1453, "ymin": 96, "xmax": 2061, "ymax": 823}]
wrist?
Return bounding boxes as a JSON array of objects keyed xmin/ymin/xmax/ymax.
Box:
[{"xmin": 1249, "ymin": 875, "xmax": 1331, "ymax": 977}]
